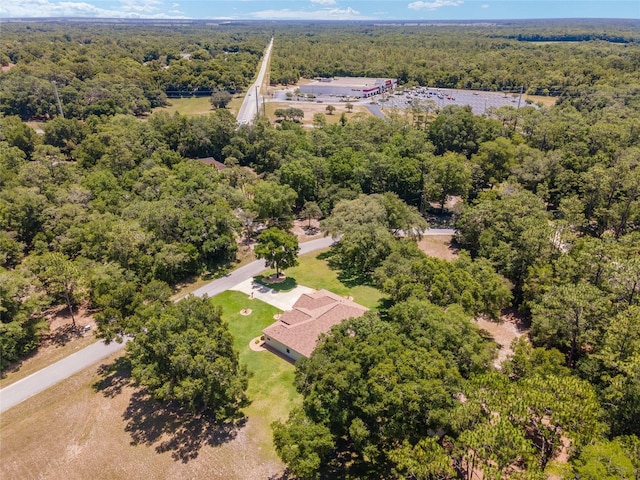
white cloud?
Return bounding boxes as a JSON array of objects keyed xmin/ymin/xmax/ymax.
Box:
[
  {"xmin": 408, "ymin": 0, "xmax": 464, "ymax": 11},
  {"xmin": 310, "ymin": 0, "xmax": 336, "ymax": 5},
  {"xmin": 0, "ymin": 0, "xmax": 186, "ymax": 18},
  {"xmin": 250, "ymin": 6, "xmax": 365, "ymax": 20},
  {"xmin": 119, "ymin": 0, "xmax": 162, "ymax": 13},
  {"xmin": 481, "ymin": 3, "xmax": 489, "ymax": 8}
]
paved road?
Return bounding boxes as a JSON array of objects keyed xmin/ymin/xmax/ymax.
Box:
[
  {"xmin": 0, "ymin": 339, "xmax": 128, "ymax": 413},
  {"xmin": 236, "ymin": 37, "xmax": 273, "ymax": 125},
  {"xmin": 191, "ymin": 236, "xmax": 334, "ymax": 299},
  {"xmin": 364, "ymin": 104, "xmax": 385, "ymax": 118},
  {"xmin": 0, "ymin": 236, "xmax": 333, "ymax": 413},
  {"xmin": 0, "ymin": 231, "xmax": 457, "ymax": 413}
]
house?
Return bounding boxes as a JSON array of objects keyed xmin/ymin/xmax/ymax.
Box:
[
  {"xmin": 197, "ymin": 157, "xmax": 227, "ymax": 171},
  {"xmin": 262, "ymin": 289, "xmax": 368, "ymax": 361}
]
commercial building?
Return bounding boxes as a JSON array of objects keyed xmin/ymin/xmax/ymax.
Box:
[{"xmin": 299, "ymin": 77, "xmax": 398, "ymax": 98}]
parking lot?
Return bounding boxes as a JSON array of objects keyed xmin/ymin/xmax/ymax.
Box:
[
  {"xmin": 271, "ymin": 85, "xmax": 536, "ymax": 117},
  {"xmin": 374, "ymin": 86, "xmax": 530, "ymax": 115}
]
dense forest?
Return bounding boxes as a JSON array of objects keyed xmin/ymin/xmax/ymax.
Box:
[
  {"xmin": 1, "ymin": 20, "xmax": 640, "ymax": 479},
  {"xmin": 270, "ymin": 20, "xmax": 640, "ymax": 97},
  {"xmin": 0, "ymin": 22, "xmax": 270, "ymax": 119}
]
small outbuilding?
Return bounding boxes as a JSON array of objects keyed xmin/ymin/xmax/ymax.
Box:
[{"xmin": 262, "ymin": 289, "xmax": 368, "ymax": 361}]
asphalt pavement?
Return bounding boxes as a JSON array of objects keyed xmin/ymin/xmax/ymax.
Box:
[
  {"xmin": 0, "ymin": 339, "xmax": 128, "ymax": 413},
  {"xmin": 0, "ymin": 231, "xmax": 458, "ymax": 413},
  {"xmin": 0, "ymin": 236, "xmax": 334, "ymax": 413},
  {"xmin": 236, "ymin": 37, "xmax": 273, "ymax": 125}
]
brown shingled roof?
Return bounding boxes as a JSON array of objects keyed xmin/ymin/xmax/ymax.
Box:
[
  {"xmin": 263, "ymin": 289, "xmax": 368, "ymax": 358},
  {"xmin": 197, "ymin": 157, "xmax": 227, "ymax": 171}
]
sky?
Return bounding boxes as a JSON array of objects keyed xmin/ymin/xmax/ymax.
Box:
[{"xmin": 0, "ymin": 0, "xmax": 638, "ymax": 21}]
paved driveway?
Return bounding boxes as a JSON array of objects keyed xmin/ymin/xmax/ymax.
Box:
[
  {"xmin": 232, "ymin": 278, "xmax": 313, "ymax": 311},
  {"xmin": 0, "ymin": 236, "xmax": 334, "ymax": 413}
]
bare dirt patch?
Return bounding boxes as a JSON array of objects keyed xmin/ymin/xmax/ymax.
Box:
[
  {"xmin": 0, "ymin": 352, "xmax": 286, "ymax": 480},
  {"xmin": 473, "ymin": 309, "xmax": 530, "ymax": 368},
  {"xmin": 266, "ymin": 100, "xmax": 371, "ymax": 127},
  {"xmin": 1, "ymin": 305, "xmax": 98, "ymax": 387},
  {"xmin": 292, "ymin": 218, "xmax": 323, "ymax": 242},
  {"xmin": 417, "ymin": 234, "xmax": 459, "ymax": 261}
]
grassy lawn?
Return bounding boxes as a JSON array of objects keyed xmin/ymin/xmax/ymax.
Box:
[
  {"xmin": 0, "ymin": 292, "xmax": 296, "ymax": 480},
  {"xmin": 209, "ymin": 291, "xmax": 300, "ymax": 427},
  {"xmin": 253, "ymin": 274, "xmax": 297, "ymax": 292},
  {"xmin": 262, "ymin": 249, "xmax": 384, "ymax": 310},
  {"xmin": 152, "ymin": 96, "xmax": 215, "ymax": 116},
  {"xmin": 226, "ymin": 95, "xmax": 244, "ymax": 116}
]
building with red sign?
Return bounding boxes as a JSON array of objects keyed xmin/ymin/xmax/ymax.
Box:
[{"xmin": 299, "ymin": 77, "xmax": 397, "ymax": 98}]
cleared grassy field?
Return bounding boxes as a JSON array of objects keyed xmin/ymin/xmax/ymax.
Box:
[
  {"xmin": 264, "ymin": 101, "xmax": 371, "ymax": 127},
  {"xmin": 0, "ymin": 293, "xmax": 294, "ymax": 480},
  {"xmin": 153, "ymin": 97, "xmax": 216, "ymax": 116},
  {"xmin": 210, "ymin": 291, "xmax": 299, "ymax": 427},
  {"xmin": 265, "ymin": 249, "xmax": 384, "ymax": 310}
]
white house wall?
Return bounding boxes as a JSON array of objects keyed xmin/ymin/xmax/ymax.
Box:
[{"xmin": 264, "ymin": 336, "xmax": 303, "ymax": 362}]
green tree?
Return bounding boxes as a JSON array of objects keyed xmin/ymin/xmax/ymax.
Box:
[
  {"xmin": 572, "ymin": 438, "xmax": 638, "ymax": 480},
  {"xmin": 325, "ymin": 104, "xmax": 336, "ymax": 115},
  {"xmin": 127, "ymin": 295, "xmax": 248, "ymax": 416},
  {"xmin": 250, "ymin": 180, "xmax": 297, "ymax": 228},
  {"xmin": 254, "ymin": 227, "xmax": 299, "ymax": 278},
  {"xmin": 210, "ymin": 90, "xmax": 233, "ymax": 109},
  {"xmin": 428, "ymin": 105, "xmax": 493, "ymax": 158},
  {"xmin": 287, "ymin": 313, "xmax": 464, "ymax": 477},
  {"xmin": 272, "ymin": 408, "xmax": 334, "ymax": 479},
  {"xmin": 0, "ymin": 115, "xmax": 39, "ymax": 159},
  {"xmin": 0, "ymin": 267, "xmax": 45, "ymax": 370},
  {"xmin": 301, "ymin": 201, "xmax": 322, "ymax": 228},
  {"xmin": 462, "ymin": 372, "xmax": 605, "ymax": 471},
  {"xmin": 455, "ymin": 186, "xmax": 555, "ymax": 302},
  {"xmin": 274, "ymin": 107, "xmax": 304, "ymax": 122},
  {"xmin": 531, "ymin": 282, "xmax": 609, "ymax": 367},
  {"xmin": 592, "ymin": 306, "xmax": 640, "ymax": 435},
  {"xmin": 31, "ymin": 252, "xmax": 88, "ymax": 328},
  {"xmin": 425, "ymin": 151, "xmax": 472, "ymax": 209},
  {"xmin": 42, "ymin": 116, "xmax": 87, "ymax": 158},
  {"xmin": 388, "ymin": 437, "xmax": 454, "ymax": 480},
  {"xmin": 471, "ymin": 137, "xmax": 517, "ymax": 187}
]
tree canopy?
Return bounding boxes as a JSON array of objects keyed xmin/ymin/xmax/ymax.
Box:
[
  {"xmin": 254, "ymin": 227, "xmax": 299, "ymax": 278},
  {"xmin": 127, "ymin": 295, "xmax": 249, "ymax": 417}
]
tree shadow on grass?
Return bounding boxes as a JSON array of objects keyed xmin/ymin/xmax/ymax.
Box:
[
  {"xmin": 93, "ymin": 357, "xmax": 245, "ymax": 463},
  {"xmin": 336, "ymin": 270, "xmax": 374, "ymax": 289},
  {"xmin": 93, "ymin": 356, "xmax": 133, "ymax": 398},
  {"xmin": 123, "ymin": 389, "xmax": 246, "ymax": 463},
  {"xmin": 253, "ymin": 275, "xmax": 298, "ymax": 292}
]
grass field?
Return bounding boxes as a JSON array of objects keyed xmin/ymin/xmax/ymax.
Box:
[
  {"xmin": 153, "ymin": 96, "xmax": 214, "ymax": 116},
  {"xmin": 0, "ymin": 248, "xmax": 383, "ymax": 479},
  {"xmin": 263, "ymin": 249, "xmax": 384, "ymax": 310},
  {"xmin": 0, "ymin": 293, "xmax": 294, "ymax": 480},
  {"xmin": 264, "ymin": 101, "xmax": 371, "ymax": 127},
  {"xmin": 209, "ymin": 291, "xmax": 300, "ymax": 428}
]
